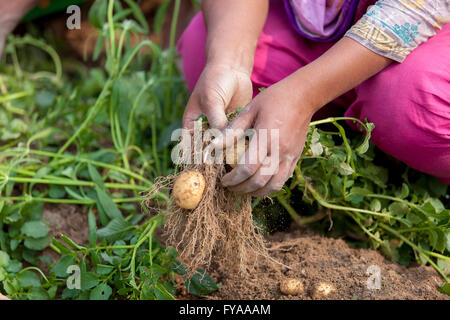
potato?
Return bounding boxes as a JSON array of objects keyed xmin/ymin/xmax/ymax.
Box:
[
  {"xmin": 280, "ymin": 278, "xmax": 304, "ymax": 296},
  {"xmin": 0, "ymin": 293, "xmax": 9, "ymax": 300},
  {"xmin": 310, "ymin": 281, "xmax": 335, "ymax": 299},
  {"xmin": 225, "ymin": 139, "xmax": 249, "ymax": 168},
  {"xmin": 172, "ymin": 171, "xmax": 206, "ymax": 210}
]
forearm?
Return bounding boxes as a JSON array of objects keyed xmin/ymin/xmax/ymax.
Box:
[
  {"xmin": 202, "ymin": 0, "xmax": 269, "ymax": 74},
  {"xmin": 284, "ymin": 37, "xmax": 393, "ymax": 113}
]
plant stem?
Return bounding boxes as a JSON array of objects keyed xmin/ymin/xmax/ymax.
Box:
[{"xmin": 277, "ymin": 195, "xmax": 327, "ymax": 225}]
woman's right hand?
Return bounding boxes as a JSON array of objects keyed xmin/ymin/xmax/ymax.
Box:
[{"xmin": 182, "ymin": 63, "xmax": 253, "ymax": 130}]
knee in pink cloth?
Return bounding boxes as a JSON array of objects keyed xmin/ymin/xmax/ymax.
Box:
[{"xmin": 346, "ymin": 25, "xmax": 450, "ymax": 184}]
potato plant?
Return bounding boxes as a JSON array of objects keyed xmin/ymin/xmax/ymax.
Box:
[
  {"xmin": 0, "ymin": 0, "xmax": 219, "ymax": 300},
  {"xmin": 0, "ymin": 0, "xmax": 448, "ymax": 300}
]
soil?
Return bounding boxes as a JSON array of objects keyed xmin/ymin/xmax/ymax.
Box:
[
  {"xmin": 39, "ymin": 204, "xmax": 89, "ymax": 270},
  {"xmin": 202, "ymin": 225, "xmax": 449, "ymax": 300},
  {"xmin": 40, "ymin": 204, "xmax": 448, "ymax": 300}
]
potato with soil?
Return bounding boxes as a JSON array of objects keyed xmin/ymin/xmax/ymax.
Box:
[
  {"xmin": 172, "ymin": 171, "xmax": 206, "ymax": 209},
  {"xmin": 310, "ymin": 281, "xmax": 335, "ymax": 299},
  {"xmin": 280, "ymin": 278, "xmax": 304, "ymax": 296}
]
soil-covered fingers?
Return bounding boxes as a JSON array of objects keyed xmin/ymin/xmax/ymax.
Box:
[
  {"xmin": 211, "ymin": 103, "xmax": 256, "ymax": 149},
  {"xmin": 250, "ymin": 160, "xmax": 294, "ymax": 197},
  {"xmin": 226, "ymin": 157, "xmax": 279, "ymax": 194},
  {"xmin": 182, "ymin": 92, "xmax": 229, "ymax": 130}
]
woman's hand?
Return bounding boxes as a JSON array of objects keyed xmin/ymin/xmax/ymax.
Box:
[
  {"xmin": 215, "ymin": 37, "xmax": 392, "ymax": 196},
  {"xmin": 181, "ymin": 0, "xmax": 268, "ymax": 130},
  {"xmin": 182, "ymin": 63, "xmax": 253, "ymax": 130},
  {"xmin": 215, "ymin": 79, "xmax": 315, "ymax": 197}
]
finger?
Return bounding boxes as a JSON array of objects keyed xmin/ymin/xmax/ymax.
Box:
[
  {"xmin": 227, "ymin": 158, "xmax": 279, "ymax": 194},
  {"xmin": 182, "ymin": 100, "xmax": 202, "ymax": 131},
  {"xmin": 221, "ymin": 132, "xmax": 267, "ymax": 187},
  {"xmin": 207, "ymin": 107, "xmax": 228, "ymax": 129},
  {"xmin": 211, "ymin": 103, "xmax": 256, "ymax": 149},
  {"xmin": 250, "ymin": 160, "xmax": 292, "ymax": 197},
  {"xmin": 288, "ymin": 156, "xmax": 300, "ymax": 177}
]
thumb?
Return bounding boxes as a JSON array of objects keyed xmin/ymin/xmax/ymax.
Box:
[
  {"xmin": 206, "ymin": 107, "xmax": 228, "ymax": 130},
  {"xmin": 212, "ymin": 103, "xmax": 256, "ymax": 149}
]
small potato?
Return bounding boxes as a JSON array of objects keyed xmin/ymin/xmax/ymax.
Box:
[
  {"xmin": 310, "ymin": 282, "xmax": 335, "ymax": 299},
  {"xmin": 280, "ymin": 278, "xmax": 304, "ymax": 296},
  {"xmin": 0, "ymin": 293, "xmax": 10, "ymax": 300},
  {"xmin": 225, "ymin": 139, "xmax": 249, "ymax": 168},
  {"xmin": 172, "ymin": 171, "xmax": 206, "ymax": 210}
]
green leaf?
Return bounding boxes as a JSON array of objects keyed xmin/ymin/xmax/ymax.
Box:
[
  {"xmin": 18, "ymin": 270, "xmax": 41, "ymax": 288},
  {"xmin": 21, "ymin": 221, "xmax": 49, "ymax": 239},
  {"xmin": 49, "ymin": 185, "xmax": 66, "ymax": 199},
  {"xmin": 338, "ymin": 162, "xmax": 354, "ymax": 176},
  {"xmin": 153, "ymin": 0, "xmax": 170, "ymax": 33},
  {"xmin": 97, "ymin": 218, "xmax": 133, "ymax": 242},
  {"xmin": 438, "ymin": 283, "xmax": 450, "ymax": 296},
  {"xmin": 6, "ymin": 260, "xmax": 22, "ymax": 273},
  {"xmin": 64, "ymin": 187, "xmax": 87, "ymax": 201},
  {"xmin": 88, "ymin": 164, "xmax": 105, "ymax": 190},
  {"xmin": 61, "ymin": 288, "xmax": 79, "ymax": 299},
  {"xmin": 445, "ymin": 233, "xmax": 450, "ymax": 252},
  {"xmin": 47, "ymin": 286, "xmax": 58, "ymax": 299},
  {"xmin": 185, "ymin": 270, "xmax": 220, "ymax": 297},
  {"xmin": 35, "ymin": 90, "xmax": 56, "ymax": 109},
  {"xmin": 310, "ymin": 142, "xmax": 323, "ymax": 157},
  {"xmin": 154, "ymin": 283, "xmax": 175, "ymax": 300},
  {"xmin": 389, "ymin": 202, "xmax": 409, "ymax": 216},
  {"xmin": 428, "ymin": 230, "xmax": 446, "ymax": 252},
  {"xmin": 437, "ymin": 259, "xmax": 450, "ymax": 275},
  {"xmin": 396, "ymin": 183, "xmax": 409, "ymax": 199},
  {"xmin": 427, "ymin": 176, "xmax": 448, "ymax": 198},
  {"xmin": 88, "ymin": 0, "xmax": 107, "ymax": 29},
  {"xmin": 0, "ymin": 251, "xmax": 10, "ymax": 267},
  {"xmin": 24, "ymin": 237, "xmax": 50, "ymax": 251},
  {"xmin": 95, "ymin": 186, "xmax": 123, "ymax": 220},
  {"xmin": 27, "ymin": 287, "xmax": 49, "ymax": 300},
  {"xmin": 51, "ymin": 255, "xmax": 76, "ymax": 277},
  {"xmin": 90, "ymin": 283, "xmax": 112, "ymax": 300},
  {"xmin": 81, "ymin": 271, "xmax": 99, "ymax": 291},
  {"xmin": 88, "ymin": 209, "xmax": 97, "ymax": 247},
  {"xmin": 19, "ymin": 201, "xmax": 43, "ymax": 220},
  {"xmin": 428, "ymin": 198, "xmax": 445, "ymax": 214},
  {"xmin": 370, "ymin": 199, "xmax": 382, "ymax": 212},
  {"xmin": 92, "ymin": 35, "xmax": 104, "ymax": 61}
]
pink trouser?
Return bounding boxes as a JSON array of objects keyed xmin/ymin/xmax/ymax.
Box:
[{"xmin": 177, "ymin": 0, "xmax": 450, "ymax": 185}]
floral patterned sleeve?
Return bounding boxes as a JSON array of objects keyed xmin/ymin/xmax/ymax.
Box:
[{"xmin": 345, "ymin": 0, "xmax": 450, "ymax": 62}]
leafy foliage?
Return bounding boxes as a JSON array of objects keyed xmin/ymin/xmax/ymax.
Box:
[
  {"xmin": 0, "ymin": 0, "xmax": 448, "ymax": 300},
  {"xmin": 0, "ymin": 0, "xmax": 218, "ymax": 300},
  {"xmin": 272, "ymin": 118, "xmax": 450, "ymax": 285}
]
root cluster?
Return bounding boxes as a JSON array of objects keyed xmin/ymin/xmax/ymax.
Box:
[{"xmin": 144, "ymin": 161, "xmax": 268, "ymax": 275}]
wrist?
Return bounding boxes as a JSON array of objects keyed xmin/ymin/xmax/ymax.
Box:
[{"xmin": 205, "ymin": 40, "xmax": 256, "ymax": 76}]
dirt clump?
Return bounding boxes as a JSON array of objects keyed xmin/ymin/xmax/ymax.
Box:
[{"xmin": 205, "ymin": 225, "xmax": 449, "ymax": 300}]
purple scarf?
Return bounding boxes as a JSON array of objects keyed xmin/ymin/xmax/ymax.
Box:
[{"xmin": 283, "ymin": 0, "xmax": 360, "ymax": 42}]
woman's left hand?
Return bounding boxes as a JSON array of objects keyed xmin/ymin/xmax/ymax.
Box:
[{"xmin": 215, "ymin": 79, "xmax": 315, "ymax": 197}]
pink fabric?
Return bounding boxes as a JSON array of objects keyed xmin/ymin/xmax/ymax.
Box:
[
  {"xmin": 284, "ymin": 0, "xmax": 360, "ymax": 40},
  {"xmin": 177, "ymin": 0, "xmax": 450, "ymax": 184}
]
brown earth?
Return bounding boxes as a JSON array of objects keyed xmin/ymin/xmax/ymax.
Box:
[
  {"xmin": 39, "ymin": 204, "xmax": 89, "ymax": 270},
  {"xmin": 203, "ymin": 225, "xmax": 449, "ymax": 300},
  {"xmin": 40, "ymin": 204, "xmax": 448, "ymax": 300}
]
